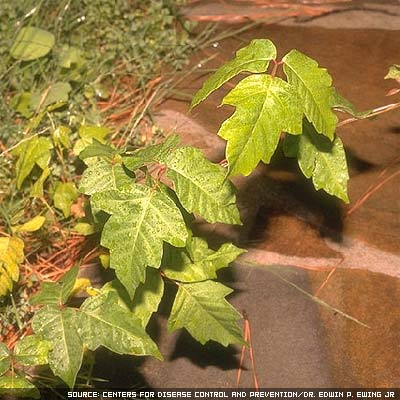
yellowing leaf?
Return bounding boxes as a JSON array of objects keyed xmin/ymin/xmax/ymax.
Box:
[
  {"xmin": 0, "ymin": 237, "xmax": 24, "ymax": 297},
  {"xmin": 70, "ymin": 278, "xmax": 91, "ymax": 297},
  {"xmin": 12, "ymin": 216, "xmax": 45, "ymax": 233}
]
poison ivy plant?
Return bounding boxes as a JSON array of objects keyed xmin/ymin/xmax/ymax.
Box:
[{"xmin": 191, "ymin": 39, "xmax": 367, "ymax": 203}]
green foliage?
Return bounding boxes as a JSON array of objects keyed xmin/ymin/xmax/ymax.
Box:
[
  {"xmin": 168, "ymin": 280, "xmax": 244, "ymax": 346},
  {"xmin": 191, "ymin": 38, "xmax": 369, "ymax": 202},
  {"xmin": 385, "ymin": 64, "xmax": 400, "ymax": 80}
]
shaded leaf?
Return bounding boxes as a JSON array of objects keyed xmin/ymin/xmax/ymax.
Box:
[
  {"xmin": 0, "ymin": 343, "xmax": 9, "ymax": 376},
  {"xmin": 13, "ymin": 335, "xmax": 51, "ymax": 366},
  {"xmin": 53, "ymin": 126, "xmax": 71, "ymax": 149},
  {"xmin": 163, "ymin": 237, "xmax": 245, "ymax": 282},
  {"xmin": 0, "ymin": 375, "xmax": 40, "ymax": 398},
  {"xmin": 53, "ymin": 182, "xmax": 78, "ymax": 218},
  {"xmin": 283, "ymin": 49, "xmax": 337, "ymax": 139},
  {"xmin": 219, "ymin": 74, "xmax": 303, "ymax": 176},
  {"xmin": 168, "ymin": 280, "xmax": 244, "ymax": 346},
  {"xmin": 191, "ymin": 39, "xmax": 277, "ymax": 108},
  {"xmin": 284, "ymin": 120, "xmax": 349, "ymax": 202},
  {"xmin": 331, "ymin": 90, "xmax": 371, "ymax": 118},
  {"xmin": 92, "ymin": 184, "xmax": 187, "ymax": 297},
  {"xmin": 32, "ymin": 306, "xmax": 83, "ymax": 388},
  {"xmin": 12, "ymin": 136, "xmax": 53, "ymax": 189},
  {"xmin": 79, "ymin": 140, "xmax": 118, "ymax": 160},
  {"xmin": 78, "ymin": 293, "xmax": 162, "ymax": 359},
  {"xmin": 42, "ymin": 82, "xmax": 71, "ymax": 108},
  {"xmin": 31, "ymin": 167, "xmax": 50, "ymax": 198},
  {"xmin": 10, "ymin": 27, "xmax": 54, "ymax": 61},
  {"xmin": 132, "ymin": 268, "xmax": 164, "ymax": 327},
  {"xmin": 162, "ymin": 146, "xmax": 241, "ymax": 224}
]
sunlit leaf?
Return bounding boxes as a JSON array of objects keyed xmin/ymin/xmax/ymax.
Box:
[
  {"xmin": 0, "ymin": 375, "xmax": 40, "ymax": 398},
  {"xmin": 53, "ymin": 182, "xmax": 78, "ymax": 218},
  {"xmin": 168, "ymin": 280, "xmax": 244, "ymax": 346},
  {"xmin": 283, "ymin": 49, "xmax": 337, "ymax": 140},
  {"xmin": 12, "ymin": 216, "xmax": 45, "ymax": 233},
  {"xmin": 0, "ymin": 237, "xmax": 24, "ymax": 297},
  {"xmin": 13, "ymin": 335, "xmax": 51, "ymax": 366},
  {"xmin": 191, "ymin": 39, "xmax": 277, "ymax": 108},
  {"xmin": 218, "ymin": 74, "xmax": 303, "ymax": 176}
]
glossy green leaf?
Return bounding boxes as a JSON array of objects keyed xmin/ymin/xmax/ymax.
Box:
[
  {"xmin": 283, "ymin": 49, "xmax": 337, "ymax": 139},
  {"xmin": 32, "ymin": 306, "xmax": 83, "ymax": 388},
  {"xmin": 191, "ymin": 39, "xmax": 277, "ymax": 108},
  {"xmin": 163, "ymin": 237, "xmax": 245, "ymax": 282},
  {"xmin": 10, "ymin": 27, "xmax": 55, "ymax": 61},
  {"xmin": 132, "ymin": 268, "xmax": 164, "ymax": 327},
  {"xmin": 78, "ymin": 293, "xmax": 162, "ymax": 359},
  {"xmin": 92, "ymin": 184, "xmax": 187, "ymax": 297},
  {"xmin": 0, "ymin": 343, "xmax": 9, "ymax": 376},
  {"xmin": 13, "ymin": 335, "xmax": 51, "ymax": 366},
  {"xmin": 53, "ymin": 182, "xmax": 78, "ymax": 218},
  {"xmin": 219, "ymin": 74, "xmax": 303, "ymax": 176},
  {"xmin": 162, "ymin": 146, "xmax": 241, "ymax": 224},
  {"xmin": 385, "ymin": 64, "xmax": 400, "ymax": 80},
  {"xmin": 0, "ymin": 375, "xmax": 40, "ymax": 398},
  {"xmin": 284, "ymin": 120, "xmax": 349, "ymax": 202},
  {"xmin": 168, "ymin": 280, "xmax": 244, "ymax": 346},
  {"xmin": 79, "ymin": 158, "xmax": 132, "ymax": 195},
  {"xmin": 59, "ymin": 266, "xmax": 80, "ymax": 304},
  {"xmin": 123, "ymin": 134, "xmax": 180, "ymax": 172},
  {"xmin": 13, "ymin": 137, "xmax": 53, "ymax": 189}
]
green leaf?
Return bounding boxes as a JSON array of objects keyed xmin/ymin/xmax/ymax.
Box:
[
  {"xmin": 284, "ymin": 120, "xmax": 349, "ymax": 202},
  {"xmin": 168, "ymin": 280, "xmax": 244, "ymax": 346},
  {"xmin": 30, "ymin": 266, "xmax": 78, "ymax": 306},
  {"xmin": 132, "ymin": 268, "xmax": 164, "ymax": 327},
  {"xmin": 91, "ymin": 184, "xmax": 188, "ymax": 297},
  {"xmin": 191, "ymin": 39, "xmax": 277, "ymax": 108},
  {"xmin": 163, "ymin": 237, "xmax": 245, "ymax": 282},
  {"xmin": 0, "ymin": 343, "xmax": 9, "ymax": 376},
  {"xmin": 79, "ymin": 140, "xmax": 118, "ymax": 160},
  {"xmin": 10, "ymin": 27, "xmax": 55, "ymax": 61},
  {"xmin": 42, "ymin": 82, "xmax": 71, "ymax": 108},
  {"xmin": 59, "ymin": 45, "xmax": 85, "ymax": 69},
  {"xmin": 32, "ymin": 306, "xmax": 83, "ymax": 388},
  {"xmin": 123, "ymin": 134, "xmax": 180, "ymax": 172},
  {"xmin": 385, "ymin": 64, "xmax": 400, "ymax": 80},
  {"xmin": 73, "ymin": 125, "xmax": 110, "ymax": 156},
  {"xmin": 13, "ymin": 335, "xmax": 51, "ymax": 366},
  {"xmin": 12, "ymin": 136, "xmax": 52, "ymax": 189},
  {"xmin": 0, "ymin": 375, "xmax": 40, "ymax": 398},
  {"xmin": 53, "ymin": 182, "xmax": 78, "ymax": 218},
  {"xmin": 218, "ymin": 74, "xmax": 303, "ymax": 176},
  {"xmin": 31, "ymin": 167, "xmax": 50, "ymax": 198},
  {"xmin": 0, "ymin": 236, "xmax": 24, "ymax": 297},
  {"xmin": 283, "ymin": 49, "xmax": 337, "ymax": 139},
  {"xmin": 331, "ymin": 90, "xmax": 372, "ymax": 118},
  {"xmin": 78, "ymin": 293, "xmax": 162, "ymax": 359},
  {"xmin": 10, "ymin": 92, "xmax": 36, "ymax": 118},
  {"xmin": 53, "ymin": 126, "xmax": 71, "ymax": 149},
  {"xmin": 79, "ymin": 158, "xmax": 132, "ymax": 195},
  {"xmin": 162, "ymin": 146, "xmax": 241, "ymax": 224}
]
